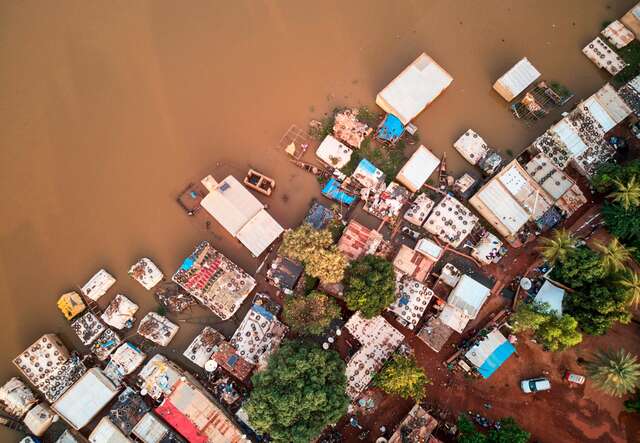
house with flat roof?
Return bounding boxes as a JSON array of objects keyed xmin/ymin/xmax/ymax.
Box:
[
  {"xmin": 438, "ymin": 275, "xmax": 491, "ymax": 333},
  {"xmin": 337, "ymin": 220, "xmax": 383, "ymax": 261}
]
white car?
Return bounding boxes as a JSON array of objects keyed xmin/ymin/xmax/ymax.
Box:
[{"xmin": 521, "ymin": 377, "xmax": 551, "ymax": 393}]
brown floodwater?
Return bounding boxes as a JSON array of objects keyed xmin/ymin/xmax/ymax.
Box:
[{"xmin": 0, "ymin": 0, "xmax": 636, "ymax": 441}]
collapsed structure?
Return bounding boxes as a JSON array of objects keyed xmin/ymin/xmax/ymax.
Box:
[
  {"xmin": 172, "ymin": 241, "xmax": 256, "ymax": 320},
  {"xmin": 199, "ymin": 175, "xmax": 284, "ymax": 257}
]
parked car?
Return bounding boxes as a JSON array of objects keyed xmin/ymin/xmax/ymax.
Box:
[
  {"xmin": 520, "ymin": 377, "xmax": 551, "ymax": 393},
  {"xmin": 564, "ymin": 372, "xmax": 586, "ymax": 385}
]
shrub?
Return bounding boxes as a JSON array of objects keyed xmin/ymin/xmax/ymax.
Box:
[{"xmin": 344, "ymin": 255, "xmax": 396, "ymax": 318}]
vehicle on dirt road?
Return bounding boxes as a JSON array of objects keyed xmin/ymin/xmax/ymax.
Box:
[
  {"xmin": 564, "ymin": 372, "xmax": 586, "ymax": 385},
  {"xmin": 521, "ymin": 377, "xmax": 551, "ymax": 393}
]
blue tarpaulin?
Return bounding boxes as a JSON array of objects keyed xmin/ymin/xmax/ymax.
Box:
[
  {"xmin": 180, "ymin": 257, "xmax": 195, "ymax": 271},
  {"xmin": 376, "ymin": 113, "xmax": 405, "ymax": 143},
  {"xmin": 477, "ymin": 341, "xmax": 516, "ymax": 379},
  {"xmin": 322, "ymin": 178, "xmax": 356, "ymax": 205}
]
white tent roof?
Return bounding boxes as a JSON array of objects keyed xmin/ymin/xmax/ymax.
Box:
[
  {"xmin": 89, "ymin": 417, "xmax": 132, "ymax": 443},
  {"xmin": 236, "ymin": 208, "xmax": 284, "ymax": 257},
  {"xmin": 534, "ymin": 280, "xmax": 565, "ymax": 316},
  {"xmin": 447, "ymin": 275, "xmax": 491, "ymax": 319},
  {"xmin": 315, "ymin": 135, "xmax": 353, "ymax": 169},
  {"xmin": 493, "ymin": 58, "xmax": 541, "ymax": 101},
  {"xmin": 53, "ymin": 368, "xmax": 120, "ymax": 430},
  {"xmin": 438, "ymin": 304, "xmax": 470, "ymax": 333},
  {"xmin": 630, "ymin": 74, "xmax": 640, "ymax": 93},
  {"xmin": 376, "ymin": 53, "xmax": 453, "ymax": 125},
  {"xmin": 395, "ymin": 145, "xmax": 440, "ymax": 192},
  {"xmin": 200, "ymin": 176, "xmax": 264, "ymax": 237}
]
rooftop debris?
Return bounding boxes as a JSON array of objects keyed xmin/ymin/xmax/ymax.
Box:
[
  {"xmin": 376, "ymin": 52, "xmax": 453, "ymax": 125},
  {"xmin": 332, "ymin": 108, "xmax": 373, "ymax": 149},
  {"xmin": 417, "ymin": 316, "xmax": 455, "ymax": 353},
  {"xmin": 395, "ymin": 145, "xmax": 441, "ymax": 193},
  {"xmin": 56, "ymin": 292, "xmax": 86, "ymax": 321},
  {"xmin": 23, "ymin": 402, "xmax": 56, "ymax": 437},
  {"xmin": 493, "ymin": 57, "xmax": 541, "ymax": 102},
  {"xmin": 71, "ymin": 312, "xmax": 106, "ymax": 346},
  {"xmin": 388, "ymin": 273, "xmax": 434, "ymax": 330},
  {"xmin": 344, "ymin": 313, "xmax": 404, "ymax": 398},
  {"xmin": 155, "ymin": 282, "xmax": 197, "ymax": 313},
  {"xmin": 388, "ymin": 404, "xmax": 440, "ymax": 443},
  {"xmin": 424, "ymin": 195, "xmax": 478, "ymax": 247},
  {"xmin": 128, "ymin": 258, "xmax": 164, "ymax": 290},
  {"xmin": 363, "ymin": 181, "xmax": 411, "ymax": 223},
  {"xmin": 88, "ymin": 416, "xmax": 131, "ymax": 443},
  {"xmin": 376, "ymin": 113, "xmax": 406, "ymax": 145},
  {"xmin": 454, "ymin": 129, "xmax": 489, "ymax": 165},
  {"xmin": 454, "ymin": 172, "xmax": 480, "ymax": 200},
  {"xmin": 138, "ymin": 355, "xmax": 183, "ymax": 401},
  {"xmin": 211, "ymin": 341, "xmax": 255, "ymax": 382},
  {"xmin": 81, "ymin": 269, "xmax": 116, "ymax": 302},
  {"xmin": 404, "ymin": 193, "xmax": 435, "ymax": 226},
  {"xmin": 337, "ymin": 220, "xmax": 384, "ymax": 261},
  {"xmin": 602, "ymin": 20, "xmax": 635, "ymax": 49},
  {"xmin": 266, "ymin": 255, "xmax": 304, "ymax": 293},
  {"xmin": 352, "ymin": 158, "xmax": 386, "ymax": 190},
  {"xmin": 583, "ymin": 37, "xmax": 626, "ymax": 75},
  {"xmin": 392, "ymin": 244, "xmax": 436, "ymax": 282},
  {"xmin": 230, "ymin": 303, "xmax": 288, "ymax": 366},
  {"xmin": 322, "ymin": 178, "xmax": 357, "ymax": 205},
  {"xmin": 316, "ymin": 135, "xmax": 353, "ymax": 169},
  {"xmin": 108, "ymin": 387, "xmax": 150, "ymax": 436},
  {"xmin": 304, "ymin": 201, "xmax": 336, "ymax": 230},
  {"xmin": 52, "ymin": 367, "xmax": 120, "ymax": 430},
  {"xmin": 439, "ymin": 263, "xmax": 463, "ymax": 287},
  {"xmin": 137, "ymin": 313, "xmax": 179, "ymax": 347},
  {"xmin": 91, "ymin": 328, "xmax": 122, "ymax": 361},
  {"xmin": 183, "ymin": 327, "xmax": 226, "ymax": 368},
  {"xmin": 0, "ymin": 378, "xmax": 38, "ymax": 418},
  {"xmin": 101, "ymin": 294, "xmax": 139, "ymax": 330},
  {"xmin": 471, "ymin": 230, "xmax": 504, "ymax": 265},
  {"xmin": 104, "ymin": 342, "xmax": 146, "ymax": 385},
  {"xmin": 172, "ymin": 241, "xmax": 256, "ymax": 320}
]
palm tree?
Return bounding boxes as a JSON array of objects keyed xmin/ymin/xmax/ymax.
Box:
[
  {"xmin": 594, "ymin": 238, "xmax": 633, "ymax": 273},
  {"xmin": 537, "ymin": 228, "xmax": 576, "ymax": 265},
  {"xmin": 586, "ymin": 349, "xmax": 640, "ymax": 397},
  {"xmin": 618, "ymin": 271, "xmax": 640, "ymax": 307},
  {"xmin": 608, "ymin": 176, "xmax": 640, "ymax": 210}
]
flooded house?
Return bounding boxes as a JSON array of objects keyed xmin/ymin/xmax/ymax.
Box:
[
  {"xmin": 601, "ymin": 20, "xmax": 635, "ymax": 48},
  {"xmin": 172, "ymin": 241, "xmax": 256, "ymax": 320},
  {"xmin": 183, "ymin": 327, "xmax": 226, "ymax": 369},
  {"xmin": 137, "ymin": 313, "xmax": 179, "ymax": 347},
  {"xmin": 70, "ymin": 312, "xmax": 106, "ymax": 346},
  {"xmin": 492, "ymin": 57, "xmax": 541, "ymax": 102},
  {"xmin": 91, "ymin": 328, "xmax": 122, "ymax": 361},
  {"xmin": 376, "ymin": 52, "xmax": 453, "ymax": 125},
  {"xmin": 403, "ymin": 193, "xmax": 435, "ymax": 227},
  {"xmin": 104, "ymin": 342, "xmax": 146, "ymax": 385},
  {"xmin": 352, "ymin": 158, "xmax": 386, "ymax": 191},
  {"xmin": 210, "ymin": 342, "xmax": 255, "ymax": 382},
  {"xmin": 88, "ymin": 417, "xmax": 131, "ymax": 443},
  {"xmin": 363, "ymin": 181, "xmax": 411, "ymax": 223},
  {"xmin": 230, "ymin": 303, "xmax": 287, "ymax": 367},
  {"xmin": 199, "ymin": 175, "xmax": 284, "ymax": 257},
  {"xmin": 56, "ymin": 292, "xmax": 86, "ymax": 321},
  {"xmin": 101, "ymin": 294, "xmax": 139, "ymax": 330},
  {"xmin": 0, "ymin": 378, "xmax": 38, "ymax": 418},
  {"xmin": 138, "ymin": 355, "xmax": 183, "ymax": 401},
  {"xmin": 315, "ymin": 134, "xmax": 353, "ymax": 170},
  {"xmin": 582, "ymin": 37, "xmax": 626, "ymax": 75},
  {"xmin": 81, "ymin": 269, "xmax": 116, "ymax": 302},
  {"xmin": 304, "ymin": 201, "xmax": 335, "ymax": 230},
  {"xmin": 128, "ymin": 258, "xmax": 164, "ymax": 290},
  {"xmin": 332, "ymin": 108, "xmax": 373, "ymax": 149},
  {"xmin": 395, "ymin": 145, "xmax": 440, "ymax": 193}
]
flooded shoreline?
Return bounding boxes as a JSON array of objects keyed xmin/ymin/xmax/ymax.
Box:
[{"xmin": 0, "ymin": 1, "xmax": 637, "ymax": 440}]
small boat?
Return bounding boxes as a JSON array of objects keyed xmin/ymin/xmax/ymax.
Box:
[
  {"xmin": 288, "ymin": 159, "xmax": 331, "ymax": 179},
  {"xmin": 244, "ymin": 169, "xmax": 275, "ymax": 196},
  {"xmin": 438, "ymin": 153, "xmax": 448, "ymax": 190}
]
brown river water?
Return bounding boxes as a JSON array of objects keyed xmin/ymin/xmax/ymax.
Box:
[{"xmin": 0, "ymin": 1, "xmax": 635, "ymax": 441}]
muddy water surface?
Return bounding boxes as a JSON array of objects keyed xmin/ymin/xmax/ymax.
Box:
[{"xmin": 0, "ymin": 1, "xmax": 635, "ymax": 441}]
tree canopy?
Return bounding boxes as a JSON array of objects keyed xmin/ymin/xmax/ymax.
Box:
[
  {"xmin": 279, "ymin": 224, "xmax": 347, "ymax": 283},
  {"xmin": 586, "ymin": 349, "xmax": 640, "ymax": 397},
  {"xmin": 564, "ymin": 282, "xmax": 631, "ymax": 335},
  {"xmin": 344, "ymin": 255, "xmax": 396, "ymax": 318},
  {"xmin": 456, "ymin": 415, "xmax": 530, "ymax": 443},
  {"xmin": 512, "ymin": 302, "xmax": 582, "ymax": 351},
  {"xmin": 283, "ymin": 291, "xmax": 341, "ymax": 336},
  {"xmin": 537, "ymin": 228, "xmax": 576, "ymax": 265},
  {"xmin": 245, "ymin": 341, "xmax": 349, "ymax": 442},
  {"xmin": 374, "ymin": 354, "xmax": 430, "ymax": 401},
  {"xmin": 549, "ymin": 246, "xmax": 606, "ymax": 289}
]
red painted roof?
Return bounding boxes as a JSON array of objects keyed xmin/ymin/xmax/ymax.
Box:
[{"xmin": 156, "ymin": 399, "xmax": 208, "ymax": 443}]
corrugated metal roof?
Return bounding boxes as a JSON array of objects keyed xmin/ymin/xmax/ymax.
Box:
[
  {"xmin": 438, "ymin": 305, "xmax": 470, "ymax": 334},
  {"xmin": 395, "ymin": 145, "xmax": 440, "ymax": 192},
  {"xmin": 376, "ymin": 53, "xmax": 453, "ymax": 125},
  {"xmin": 236, "ymin": 208, "xmax": 284, "ymax": 257},
  {"xmin": 132, "ymin": 413, "xmax": 169, "ymax": 443},
  {"xmin": 89, "ymin": 417, "xmax": 132, "ymax": 443},
  {"xmin": 593, "ymin": 83, "xmax": 632, "ymax": 125},
  {"xmin": 550, "ymin": 119, "xmax": 587, "ymax": 156},
  {"xmin": 475, "ymin": 180, "xmax": 529, "ymax": 235},
  {"xmin": 493, "ymin": 58, "xmax": 541, "ymax": 101},
  {"xmin": 447, "ymin": 275, "xmax": 491, "ymax": 320}
]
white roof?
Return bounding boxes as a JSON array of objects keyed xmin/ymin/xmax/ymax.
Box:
[
  {"xmin": 447, "ymin": 275, "xmax": 491, "ymax": 319},
  {"xmin": 53, "ymin": 368, "xmax": 120, "ymax": 430},
  {"xmin": 472, "ymin": 231, "xmax": 503, "ymax": 265},
  {"xmin": 315, "ymin": 135, "xmax": 353, "ymax": 169},
  {"xmin": 493, "ymin": 58, "xmax": 541, "ymax": 101},
  {"xmin": 473, "ymin": 180, "xmax": 530, "ymax": 236},
  {"xmin": 415, "ymin": 238, "xmax": 443, "ymax": 260},
  {"xmin": 395, "ymin": 145, "xmax": 440, "ymax": 192},
  {"xmin": 592, "ymin": 84, "xmax": 632, "ymax": 127},
  {"xmin": 200, "ymin": 175, "xmax": 264, "ymax": 236},
  {"xmin": 534, "ymin": 280, "xmax": 565, "ymax": 316},
  {"xmin": 630, "ymin": 74, "xmax": 640, "ymax": 93},
  {"xmin": 438, "ymin": 304, "xmax": 470, "ymax": 333},
  {"xmin": 453, "ymin": 129, "xmax": 489, "ymax": 165},
  {"xmin": 376, "ymin": 53, "xmax": 453, "ymax": 125},
  {"xmin": 236, "ymin": 208, "xmax": 284, "ymax": 257},
  {"xmin": 128, "ymin": 258, "xmax": 163, "ymax": 290},
  {"xmin": 101, "ymin": 294, "xmax": 139, "ymax": 330},
  {"xmin": 24, "ymin": 402, "xmax": 56, "ymax": 437},
  {"xmin": 109, "ymin": 342, "xmax": 146, "ymax": 375},
  {"xmin": 550, "ymin": 119, "xmax": 587, "ymax": 156},
  {"xmin": 132, "ymin": 413, "xmax": 170, "ymax": 443},
  {"xmin": 465, "ymin": 329, "xmax": 509, "ymax": 369},
  {"xmin": 89, "ymin": 417, "xmax": 132, "ymax": 443},
  {"xmin": 81, "ymin": 269, "xmax": 116, "ymax": 301},
  {"xmin": 602, "ymin": 20, "xmax": 635, "ymax": 48}
]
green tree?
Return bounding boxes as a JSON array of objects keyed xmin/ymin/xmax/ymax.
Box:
[
  {"xmin": 565, "ymin": 284, "xmax": 632, "ymax": 335},
  {"xmin": 374, "ymin": 354, "xmax": 430, "ymax": 401},
  {"xmin": 283, "ymin": 291, "xmax": 341, "ymax": 336},
  {"xmin": 549, "ymin": 246, "xmax": 606, "ymax": 289},
  {"xmin": 602, "ymin": 202, "xmax": 640, "ymax": 240},
  {"xmin": 456, "ymin": 415, "xmax": 530, "ymax": 443},
  {"xmin": 537, "ymin": 228, "xmax": 576, "ymax": 265},
  {"xmin": 593, "ymin": 238, "xmax": 633, "ymax": 273},
  {"xmin": 625, "ymin": 393, "xmax": 640, "ymax": 413},
  {"xmin": 344, "ymin": 255, "xmax": 396, "ymax": 318},
  {"xmin": 618, "ymin": 271, "xmax": 640, "ymax": 308},
  {"xmin": 592, "ymin": 160, "xmax": 640, "ymax": 193},
  {"xmin": 586, "ymin": 349, "xmax": 640, "ymax": 397},
  {"xmin": 512, "ymin": 303, "xmax": 582, "ymax": 351},
  {"xmin": 608, "ymin": 176, "xmax": 640, "ymax": 210},
  {"xmin": 246, "ymin": 341, "xmax": 349, "ymax": 442},
  {"xmin": 279, "ymin": 224, "xmax": 347, "ymax": 283},
  {"xmin": 457, "ymin": 415, "xmax": 487, "ymax": 443}
]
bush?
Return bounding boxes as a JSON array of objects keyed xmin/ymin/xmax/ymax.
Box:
[
  {"xmin": 456, "ymin": 415, "xmax": 530, "ymax": 443},
  {"xmin": 283, "ymin": 291, "xmax": 341, "ymax": 336},
  {"xmin": 246, "ymin": 341, "xmax": 349, "ymax": 442},
  {"xmin": 612, "ymin": 40, "xmax": 640, "ymax": 87},
  {"xmin": 549, "ymin": 246, "xmax": 606, "ymax": 288},
  {"xmin": 512, "ymin": 303, "xmax": 582, "ymax": 351},
  {"xmin": 374, "ymin": 354, "xmax": 430, "ymax": 400},
  {"xmin": 565, "ymin": 284, "xmax": 632, "ymax": 335},
  {"xmin": 344, "ymin": 255, "xmax": 396, "ymax": 318}
]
